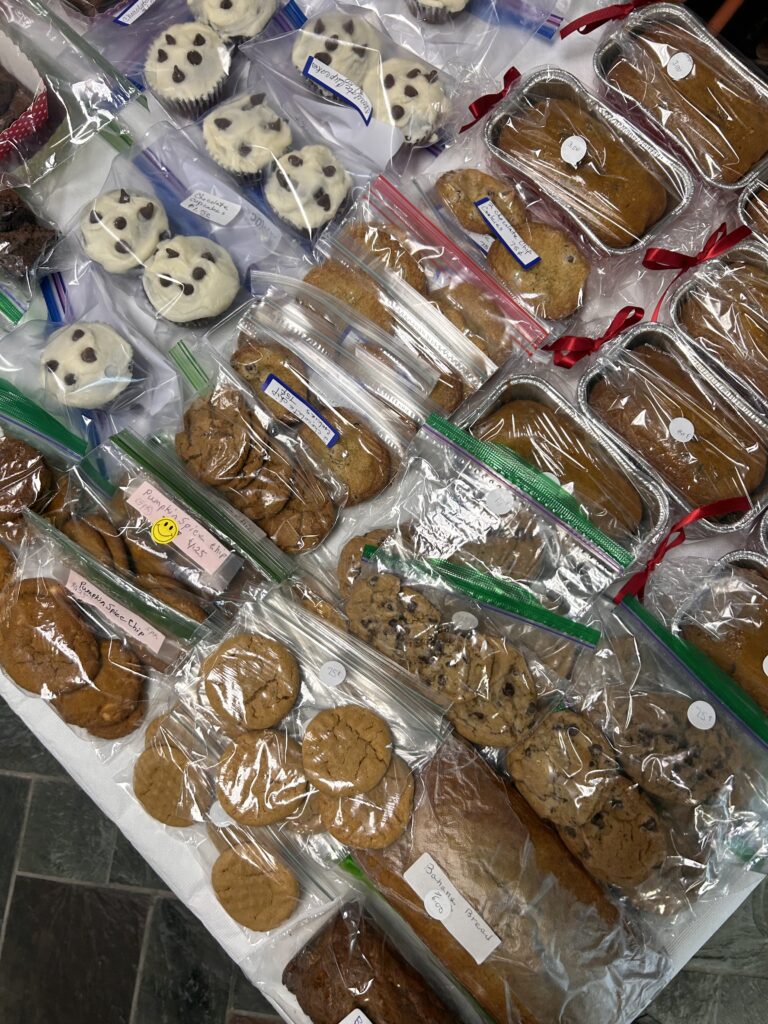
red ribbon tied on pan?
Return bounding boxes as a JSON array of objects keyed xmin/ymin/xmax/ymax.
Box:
[
  {"xmin": 614, "ymin": 496, "xmax": 751, "ymax": 604},
  {"xmin": 560, "ymin": 0, "xmax": 659, "ymax": 38},
  {"xmin": 542, "ymin": 305, "xmax": 644, "ymax": 368},
  {"xmin": 460, "ymin": 66, "xmax": 521, "ymax": 133},
  {"xmin": 643, "ymin": 222, "xmax": 752, "ymax": 321}
]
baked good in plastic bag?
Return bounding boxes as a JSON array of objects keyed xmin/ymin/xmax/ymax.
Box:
[
  {"xmin": 485, "ymin": 68, "xmax": 693, "ymax": 253},
  {"xmin": 597, "ymin": 4, "xmax": 768, "ymax": 187},
  {"xmin": 0, "ymin": 186, "xmax": 56, "ymax": 284},
  {"xmin": 582, "ymin": 325, "xmax": 768, "ymax": 525}
]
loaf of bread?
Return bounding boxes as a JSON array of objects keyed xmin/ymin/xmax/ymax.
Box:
[
  {"xmin": 497, "ymin": 96, "xmax": 668, "ymax": 248},
  {"xmin": 606, "ymin": 22, "xmax": 768, "ymax": 185},
  {"xmin": 678, "ymin": 257, "xmax": 768, "ymax": 400},
  {"xmin": 282, "ymin": 902, "xmax": 456, "ymax": 1023},
  {"xmin": 681, "ymin": 566, "xmax": 768, "ymax": 715},
  {"xmin": 475, "ymin": 398, "xmax": 644, "ymax": 541},
  {"xmin": 356, "ymin": 735, "xmax": 621, "ymax": 1024},
  {"xmin": 588, "ymin": 343, "xmax": 767, "ymax": 508}
]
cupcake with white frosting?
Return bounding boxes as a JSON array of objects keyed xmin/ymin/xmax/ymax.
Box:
[
  {"xmin": 41, "ymin": 323, "xmax": 134, "ymax": 409},
  {"xmin": 365, "ymin": 57, "xmax": 447, "ymax": 147},
  {"xmin": 188, "ymin": 0, "xmax": 278, "ymax": 41},
  {"xmin": 144, "ymin": 22, "xmax": 230, "ymax": 117},
  {"xmin": 291, "ymin": 12, "xmax": 382, "ymax": 98},
  {"xmin": 143, "ymin": 236, "xmax": 240, "ymax": 325},
  {"xmin": 80, "ymin": 188, "xmax": 170, "ymax": 274},
  {"xmin": 203, "ymin": 91, "xmax": 291, "ymax": 183},
  {"xmin": 264, "ymin": 144, "xmax": 351, "ymax": 238}
]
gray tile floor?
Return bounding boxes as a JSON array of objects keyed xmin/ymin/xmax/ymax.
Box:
[{"xmin": 0, "ymin": 695, "xmax": 765, "ymax": 1024}]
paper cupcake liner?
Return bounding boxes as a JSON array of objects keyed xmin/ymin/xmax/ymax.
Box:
[
  {"xmin": 405, "ymin": 0, "xmax": 454, "ymax": 24},
  {"xmin": 162, "ymin": 76, "xmax": 228, "ymax": 121},
  {"xmin": 0, "ymin": 32, "xmax": 49, "ymax": 160}
]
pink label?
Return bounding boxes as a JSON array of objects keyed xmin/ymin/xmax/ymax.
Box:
[
  {"xmin": 126, "ymin": 481, "xmax": 232, "ymax": 576},
  {"xmin": 65, "ymin": 570, "xmax": 166, "ymax": 655}
]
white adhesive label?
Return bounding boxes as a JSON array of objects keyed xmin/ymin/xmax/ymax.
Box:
[
  {"xmin": 338, "ymin": 1012, "xmax": 374, "ymax": 1024},
  {"xmin": 65, "ymin": 570, "xmax": 166, "ymax": 655},
  {"xmin": 762, "ymin": 655, "xmax": 768, "ymax": 678},
  {"xmin": 452, "ymin": 611, "xmax": 479, "ymax": 631},
  {"xmin": 126, "ymin": 481, "xmax": 235, "ymax": 576},
  {"xmin": 669, "ymin": 417, "xmax": 695, "ymax": 442},
  {"xmin": 180, "ymin": 190, "xmax": 241, "ymax": 227},
  {"xmin": 561, "ymin": 134, "xmax": 587, "ymax": 167},
  {"xmin": 687, "ymin": 700, "xmax": 716, "ymax": 731},
  {"xmin": 486, "ymin": 487, "xmax": 516, "ymax": 516},
  {"xmin": 543, "ymin": 471, "xmax": 575, "ymax": 495},
  {"xmin": 262, "ymin": 374, "xmax": 339, "ymax": 447},
  {"xmin": 470, "ymin": 230, "xmax": 494, "ymax": 254},
  {"xmin": 319, "ymin": 660, "xmax": 347, "ymax": 687},
  {"xmin": 404, "ymin": 852, "xmax": 501, "ymax": 965},
  {"xmin": 474, "ymin": 198, "xmax": 540, "ymax": 269},
  {"xmin": 114, "ymin": 0, "xmax": 158, "ymax": 24},
  {"xmin": 667, "ymin": 51, "xmax": 694, "ymax": 81},
  {"xmin": 303, "ymin": 56, "xmax": 372, "ymax": 124}
]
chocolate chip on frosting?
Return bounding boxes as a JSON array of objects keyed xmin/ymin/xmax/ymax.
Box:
[
  {"xmin": 172, "ymin": 66, "xmax": 185, "ymax": 83},
  {"xmin": 188, "ymin": 51, "xmax": 203, "ymax": 66},
  {"xmin": 81, "ymin": 348, "xmax": 97, "ymax": 363}
]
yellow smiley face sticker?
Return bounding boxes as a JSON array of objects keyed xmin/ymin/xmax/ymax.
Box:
[{"xmin": 150, "ymin": 517, "xmax": 179, "ymax": 545}]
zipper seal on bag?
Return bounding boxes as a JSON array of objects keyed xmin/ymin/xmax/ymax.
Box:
[
  {"xmin": 425, "ymin": 413, "xmax": 634, "ymax": 572},
  {"xmin": 169, "ymin": 341, "xmax": 211, "ymax": 394},
  {"xmin": 0, "ymin": 381, "xmax": 87, "ymax": 459},
  {"xmin": 363, "ymin": 546, "xmax": 602, "ymax": 648}
]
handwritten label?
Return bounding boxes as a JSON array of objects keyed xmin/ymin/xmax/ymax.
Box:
[
  {"xmin": 687, "ymin": 700, "xmax": 716, "ymax": 731},
  {"xmin": 65, "ymin": 570, "xmax": 166, "ymax": 654},
  {"xmin": 126, "ymin": 480, "xmax": 234, "ymax": 576},
  {"xmin": 486, "ymin": 487, "xmax": 516, "ymax": 516},
  {"xmin": 474, "ymin": 198, "xmax": 540, "ymax": 269},
  {"xmin": 262, "ymin": 374, "xmax": 339, "ymax": 447},
  {"xmin": 338, "ymin": 1012, "xmax": 374, "ymax": 1024},
  {"xmin": 561, "ymin": 134, "xmax": 587, "ymax": 167},
  {"xmin": 404, "ymin": 852, "xmax": 501, "ymax": 965},
  {"xmin": 667, "ymin": 51, "xmax": 694, "ymax": 81},
  {"xmin": 114, "ymin": 0, "xmax": 159, "ymax": 24},
  {"xmin": 669, "ymin": 417, "xmax": 695, "ymax": 442},
  {"xmin": 452, "ymin": 611, "xmax": 478, "ymax": 631},
  {"xmin": 303, "ymin": 56, "xmax": 372, "ymax": 124},
  {"xmin": 319, "ymin": 660, "xmax": 347, "ymax": 687},
  {"xmin": 180, "ymin": 190, "xmax": 241, "ymax": 227},
  {"xmin": 470, "ymin": 230, "xmax": 494, "ymax": 254}
]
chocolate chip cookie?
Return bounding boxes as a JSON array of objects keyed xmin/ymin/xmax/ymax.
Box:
[
  {"xmin": 304, "ymin": 259, "xmax": 393, "ymax": 333},
  {"xmin": 176, "ymin": 390, "xmax": 252, "ymax": 487},
  {"xmin": 0, "ymin": 435, "xmax": 54, "ymax": 539},
  {"xmin": 217, "ymin": 730, "xmax": 307, "ymax": 825},
  {"xmin": 345, "ymin": 572, "xmax": 441, "ymax": 663},
  {"xmin": 302, "ymin": 705, "xmax": 392, "ymax": 795},
  {"xmin": 212, "ymin": 843, "xmax": 300, "ymax": 931},
  {"xmin": 298, "ymin": 407, "xmax": 392, "ymax": 506},
  {"xmin": 345, "ymin": 222, "xmax": 427, "ymax": 294},
  {"xmin": 436, "ymin": 168, "xmax": 525, "ymax": 234},
  {"xmin": 337, "ymin": 528, "xmax": 389, "ymax": 597},
  {"xmin": 231, "ymin": 338, "xmax": 310, "ymax": 425}
]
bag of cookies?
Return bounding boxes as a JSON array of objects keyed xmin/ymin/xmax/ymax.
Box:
[
  {"xmin": 320, "ymin": 173, "xmax": 547, "ymax": 368},
  {"xmin": 594, "ymin": 3, "xmax": 768, "ymax": 189},
  {"xmin": 484, "ymin": 66, "xmax": 695, "ymax": 255},
  {"xmin": 580, "ymin": 323, "xmax": 768, "ymax": 532}
]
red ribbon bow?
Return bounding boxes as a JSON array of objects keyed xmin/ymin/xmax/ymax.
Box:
[
  {"xmin": 614, "ymin": 496, "xmax": 751, "ymax": 604},
  {"xmin": 644, "ymin": 222, "xmax": 752, "ymax": 322},
  {"xmin": 542, "ymin": 305, "xmax": 644, "ymax": 368},
  {"xmin": 560, "ymin": 0, "xmax": 658, "ymax": 38},
  {"xmin": 460, "ymin": 66, "xmax": 521, "ymax": 133}
]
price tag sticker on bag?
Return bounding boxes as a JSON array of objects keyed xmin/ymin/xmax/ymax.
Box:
[
  {"xmin": 669, "ymin": 417, "xmax": 695, "ymax": 442},
  {"xmin": 319, "ymin": 660, "xmax": 347, "ymax": 687},
  {"xmin": 65, "ymin": 570, "xmax": 166, "ymax": 654},
  {"xmin": 181, "ymin": 190, "xmax": 241, "ymax": 227},
  {"xmin": 486, "ymin": 487, "xmax": 516, "ymax": 516},
  {"xmin": 470, "ymin": 230, "xmax": 493, "ymax": 254},
  {"xmin": 687, "ymin": 700, "xmax": 716, "ymax": 730},
  {"xmin": 474, "ymin": 197, "xmax": 540, "ymax": 269},
  {"xmin": 262, "ymin": 374, "xmax": 340, "ymax": 447},
  {"xmin": 667, "ymin": 52, "xmax": 694, "ymax": 81},
  {"xmin": 338, "ymin": 1012, "xmax": 374, "ymax": 1024},
  {"xmin": 303, "ymin": 56, "xmax": 373, "ymax": 124},
  {"xmin": 404, "ymin": 852, "xmax": 501, "ymax": 965},
  {"xmin": 561, "ymin": 134, "xmax": 587, "ymax": 167},
  {"xmin": 452, "ymin": 611, "xmax": 479, "ymax": 631}
]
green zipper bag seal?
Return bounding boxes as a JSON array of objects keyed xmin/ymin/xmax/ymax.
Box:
[
  {"xmin": 0, "ymin": 380, "xmax": 87, "ymax": 458},
  {"xmin": 425, "ymin": 414, "xmax": 634, "ymax": 572},
  {"xmin": 363, "ymin": 545, "xmax": 601, "ymax": 649},
  {"xmin": 169, "ymin": 341, "xmax": 211, "ymax": 394}
]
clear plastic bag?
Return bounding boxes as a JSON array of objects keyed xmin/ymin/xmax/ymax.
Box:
[
  {"xmin": 0, "ymin": 184, "xmax": 57, "ymax": 309},
  {"xmin": 594, "ymin": 3, "xmax": 768, "ymax": 189}
]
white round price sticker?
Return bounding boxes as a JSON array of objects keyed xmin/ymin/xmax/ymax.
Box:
[
  {"xmin": 669, "ymin": 417, "xmax": 695, "ymax": 442},
  {"xmin": 424, "ymin": 888, "xmax": 452, "ymax": 920},
  {"xmin": 487, "ymin": 487, "xmax": 515, "ymax": 516},
  {"xmin": 687, "ymin": 700, "xmax": 716, "ymax": 731},
  {"xmin": 319, "ymin": 660, "xmax": 347, "ymax": 687},
  {"xmin": 452, "ymin": 611, "xmax": 479, "ymax": 631},
  {"xmin": 762, "ymin": 655, "xmax": 768, "ymax": 678},
  {"xmin": 561, "ymin": 134, "xmax": 587, "ymax": 167},
  {"xmin": 667, "ymin": 51, "xmax": 694, "ymax": 81}
]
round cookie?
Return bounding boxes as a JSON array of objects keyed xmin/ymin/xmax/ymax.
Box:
[
  {"xmin": 298, "ymin": 406, "xmax": 391, "ymax": 506},
  {"xmin": 0, "ymin": 543, "xmax": 15, "ymax": 591},
  {"xmin": 216, "ymin": 730, "xmax": 307, "ymax": 825},
  {"xmin": 68, "ymin": 514, "xmax": 132, "ymax": 574},
  {"xmin": 212, "ymin": 843, "xmax": 300, "ymax": 931},
  {"xmin": 317, "ymin": 755, "xmax": 414, "ymax": 849},
  {"xmin": 144, "ymin": 22, "xmax": 230, "ymax": 116},
  {"xmin": 302, "ymin": 705, "xmax": 392, "ymax": 795},
  {"xmin": 136, "ymin": 575, "xmax": 208, "ymax": 626},
  {"xmin": 41, "ymin": 322, "xmax": 133, "ymax": 409},
  {"xmin": 337, "ymin": 528, "xmax": 389, "ymax": 597},
  {"xmin": 487, "ymin": 222, "xmax": 589, "ymax": 321},
  {"xmin": 265, "ymin": 145, "xmax": 351, "ymax": 236},
  {"xmin": 291, "ymin": 12, "xmax": 381, "ymax": 88},
  {"xmin": 429, "ymin": 282, "xmax": 508, "ymax": 361},
  {"xmin": 257, "ymin": 473, "xmax": 335, "ymax": 554},
  {"xmin": 435, "ymin": 169, "xmax": 525, "ymax": 234},
  {"xmin": 81, "ymin": 189, "xmax": 170, "ymax": 274},
  {"xmin": 366, "ymin": 58, "xmax": 446, "ymax": 147},
  {"xmin": 0, "ymin": 436, "xmax": 53, "ymax": 533},
  {"xmin": 230, "ymin": 338, "xmax": 308, "ymax": 424},
  {"xmin": 145, "ymin": 705, "xmax": 207, "ymax": 757},
  {"xmin": 188, "ymin": 0, "xmax": 278, "ymax": 41},
  {"xmin": 175, "ymin": 391, "xmax": 251, "ymax": 486},
  {"xmin": 344, "ymin": 572, "xmax": 441, "ymax": 664},
  {"xmin": 0, "ymin": 578, "xmax": 100, "ymax": 697},
  {"xmin": 202, "ymin": 92, "xmax": 291, "ymax": 180},
  {"xmin": 292, "ymin": 583, "xmax": 349, "ymax": 634},
  {"xmin": 304, "ymin": 259, "xmax": 392, "ymax": 333},
  {"xmin": 225, "ymin": 442, "xmax": 294, "ymax": 523},
  {"xmin": 88, "ymin": 701, "xmax": 147, "ymax": 741},
  {"xmin": 345, "ymin": 222, "xmax": 427, "ymax": 294},
  {"xmin": 143, "ymin": 236, "xmax": 239, "ymax": 325},
  {"xmin": 133, "ymin": 744, "xmax": 212, "ymax": 827},
  {"xmin": 54, "ymin": 639, "xmax": 144, "ymax": 735},
  {"xmin": 202, "ymin": 632, "xmax": 300, "ymax": 732}
]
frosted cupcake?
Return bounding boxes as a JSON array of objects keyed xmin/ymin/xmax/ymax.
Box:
[
  {"xmin": 80, "ymin": 188, "xmax": 170, "ymax": 274},
  {"xmin": 187, "ymin": 0, "xmax": 278, "ymax": 41},
  {"xmin": 365, "ymin": 57, "xmax": 447, "ymax": 146},
  {"xmin": 144, "ymin": 22, "xmax": 230, "ymax": 117},
  {"xmin": 41, "ymin": 323, "xmax": 134, "ymax": 409},
  {"xmin": 143, "ymin": 236, "xmax": 240, "ymax": 325},
  {"xmin": 264, "ymin": 145, "xmax": 351, "ymax": 238},
  {"xmin": 291, "ymin": 12, "xmax": 382, "ymax": 96},
  {"xmin": 203, "ymin": 92, "xmax": 291, "ymax": 183}
]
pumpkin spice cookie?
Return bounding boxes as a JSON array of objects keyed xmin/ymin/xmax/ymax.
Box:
[
  {"xmin": 217, "ymin": 730, "xmax": 307, "ymax": 826},
  {"xmin": 345, "ymin": 222, "xmax": 427, "ymax": 294},
  {"xmin": 202, "ymin": 632, "xmax": 301, "ymax": 733},
  {"xmin": 302, "ymin": 705, "xmax": 392, "ymax": 795},
  {"xmin": 231, "ymin": 338, "xmax": 309, "ymax": 425},
  {"xmin": 304, "ymin": 259, "xmax": 393, "ymax": 333},
  {"xmin": 136, "ymin": 575, "xmax": 208, "ymax": 625},
  {"xmin": 318, "ymin": 754, "xmax": 414, "ymax": 849},
  {"xmin": 212, "ymin": 843, "xmax": 300, "ymax": 931},
  {"xmin": 258, "ymin": 473, "xmax": 335, "ymax": 554},
  {"xmin": 337, "ymin": 528, "xmax": 389, "ymax": 598},
  {"xmin": 298, "ymin": 407, "xmax": 392, "ymax": 506},
  {"xmin": 133, "ymin": 744, "xmax": 213, "ymax": 827},
  {"xmin": 436, "ymin": 168, "xmax": 525, "ymax": 234},
  {"xmin": 54, "ymin": 639, "xmax": 145, "ymax": 736}
]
